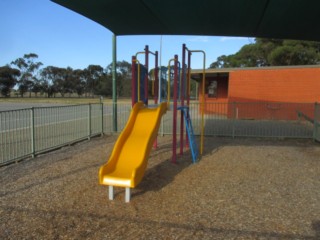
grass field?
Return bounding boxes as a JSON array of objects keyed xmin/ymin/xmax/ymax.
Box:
[
  {"xmin": 0, "ymin": 97, "xmax": 131, "ymax": 112},
  {"xmin": 0, "ymin": 97, "xmax": 131, "ymax": 104}
]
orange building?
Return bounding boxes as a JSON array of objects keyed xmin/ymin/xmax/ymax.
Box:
[{"xmin": 192, "ymin": 65, "xmax": 320, "ymax": 120}]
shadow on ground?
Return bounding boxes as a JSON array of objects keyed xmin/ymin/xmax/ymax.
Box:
[{"xmin": 133, "ymin": 141, "xmax": 193, "ymax": 198}]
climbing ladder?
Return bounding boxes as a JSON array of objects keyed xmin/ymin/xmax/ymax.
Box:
[{"xmin": 178, "ymin": 106, "xmax": 198, "ymax": 163}]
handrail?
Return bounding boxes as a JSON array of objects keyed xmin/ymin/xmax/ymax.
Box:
[
  {"xmin": 297, "ymin": 110, "xmax": 314, "ymax": 123},
  {"xmin": 135, "ymin": 51, "xmax": 145, "ymax": 58},
  {"xmin": 167, "ymin": 58, "xmax": 175, "ymax": 107},
  {"xmin": 132, "ymin": 59, "xmax": 141, "ymax": 102},
  {"xmin": 188, "ymin": 50, "xmax": 206, "ymax": 155}
]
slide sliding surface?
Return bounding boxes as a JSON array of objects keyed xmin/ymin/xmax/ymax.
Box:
[{"xmin": 99, "ymin": 102, "xmax": 167, "ymax": 188}]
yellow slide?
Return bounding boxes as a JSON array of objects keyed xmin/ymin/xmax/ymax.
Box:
[{"xmin": 99, "ymin": 102, "xmax": 167, "ymax": 198}]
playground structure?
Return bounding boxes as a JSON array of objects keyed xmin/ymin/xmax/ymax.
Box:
[
  {"xmin": 162, "ymin": 44, "xmax": 206, "ymax": 163},
  {"xmin": 99, "ymin": 44, "xmax": 205, "ymax": 202}
]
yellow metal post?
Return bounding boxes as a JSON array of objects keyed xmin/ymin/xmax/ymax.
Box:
[
  {"xmin": 189, "ymin": 50, "xmax": 206, "ymax": 155},
  {"xmin": 133, "ymin": 59, "xmax": 141, "ymax": 102},
  {"xmin": 167, "ymin": 59, "xmax": 175, "ymax": 108}
]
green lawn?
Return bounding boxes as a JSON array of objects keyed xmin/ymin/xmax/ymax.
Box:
[{"xmin": 0, "ymin": 97, "xmax": 131, "ymax": 105}]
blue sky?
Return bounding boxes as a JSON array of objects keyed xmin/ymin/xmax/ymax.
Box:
[{"xmin": 0, "ymin": 0, "xmax": 254, "ymax": 70}]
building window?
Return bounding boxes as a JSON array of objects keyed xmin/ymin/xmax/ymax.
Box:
[{"xmin": 208, "ymin": 80, "xmax": 217, "ymax": 98}]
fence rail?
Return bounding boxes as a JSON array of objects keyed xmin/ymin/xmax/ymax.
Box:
[
  {"xmin": 0, "ymin": 104, "xmax": 104, "ymax": 165},
  {"xmin": 0, "ymin": 101, "xmax": 319, "ymax": 166},
  {"xmin": 187, "ymin": 102, "xmax": 316, "ymax": 139}
]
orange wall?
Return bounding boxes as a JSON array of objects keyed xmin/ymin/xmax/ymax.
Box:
[
  {"xmin": 199, "ymin": 67, "xmax": 320, "ymax": 119},
  {"xmin": 228, "ymin": 68, "xmax": 320, "ymax": 103}
]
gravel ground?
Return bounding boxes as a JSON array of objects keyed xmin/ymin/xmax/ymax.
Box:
[{"xmin": 1, "ymin": 135, "xmax": 320, "ymax": 239}]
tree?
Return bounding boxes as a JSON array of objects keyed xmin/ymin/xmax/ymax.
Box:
[
  {"xmin": 54, "ymin": 67, "xmax": 74, "ymax": 97},
  {"xmin": 105, "ymin": 61, "xmax": 131, "ymax": 97},
  {"xmin": 94, "ymin": 73, "xmax": 112, "ymax": 97},
  {"xmin": 117, "ymin": 61, "xmax": 132, "ymax": 98},
  {"xmin": 40, "ymin": 66, "xmax": 61, "ymax": 97},
  {"xmin": 31, "ymin": 77, "xmax": 42, "ymax": 97},
  {"xmin": 268, "ymin": 40, "xmax": 320, "ymax": 65},
  {"xmin": 0, "ymin": 66, "xmax": 20, "ymax": 97},
  {"xmin": 72, "ymin": 69, "xmax": 87, "ymax": 97},
  {"xmin": 84, "ymin": 65, "xmax": 104, "ymax": 97},
  {"xmin": 210, "ymin": 38, "xmax": 320, "ymax": 68},
  {"xmin": 11, "ymin": 53, "xmax": 43, "ymax": 97}
]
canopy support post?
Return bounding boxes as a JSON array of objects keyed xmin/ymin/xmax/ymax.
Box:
[{"xmin": 112, "ymin": 34, "xmax": 117, "ymax": 132}]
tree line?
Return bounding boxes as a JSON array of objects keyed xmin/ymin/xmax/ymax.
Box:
[
  {"xmin": 0, "ymin": 53, "xmax": 133, "ymax": 98},
  {"xmin": 210, "ymin": 38, "xmax": 320, "ymax": 68}
]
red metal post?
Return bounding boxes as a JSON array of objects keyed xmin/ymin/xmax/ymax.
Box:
[
  {"xmin": 131, "ymin": 56, "xmax": 136, "ymax": 107},
  {"xmin": 155, "ymin": 51, "xmax": 159, "ymax": 104},
  {"xmin": 180, "ymin": 44, "xmax": 186, "ymax": 155},
  {"xmin": 172, "ymin": 55, "xmax": 178, "ymax": 164},
  {"xmin": 186, "ymin": 51, "xmax": 191, "ymax": 147}
]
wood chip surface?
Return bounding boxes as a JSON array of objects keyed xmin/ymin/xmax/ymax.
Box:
[{"xmin": 1, "ymin": 135, "xmax": 320, "ymax": 239}]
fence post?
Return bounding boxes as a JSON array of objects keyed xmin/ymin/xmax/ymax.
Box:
[
  {"xmin": 313, "ymin": 102, "xmax": 318, "ymax": 142},
  {"xmin": 88, "ymin": 104, "xmax": 91, "ymax": 140},
  {"xmin": 161, "ymin": 117, "xmax": 164, "ymax": 136},
  {"xmin": 30, "ymin": 107, "xmax": 35, "ymax": 158},
  {"xmin": 101, "ymin": 102, "xmax": 104, "ymax": 136},
  {"xmin": 232, "ymin": 102, "xmax": 236, "ymax": 139}
]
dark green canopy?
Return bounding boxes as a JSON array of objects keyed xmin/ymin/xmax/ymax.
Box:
[{"xmin": 52, "ymin": 0, "xmax": 320, "ymax": 41}]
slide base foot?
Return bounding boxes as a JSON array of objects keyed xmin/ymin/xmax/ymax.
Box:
[
  {"xmin": 109, "ymin": 186, "xmax": 114, "ymax": 200},
  {"xmin": 125, "ymin": 187, "xmax": 130, "ymax": 203}
]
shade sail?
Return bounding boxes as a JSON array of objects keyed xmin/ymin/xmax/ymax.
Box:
[{"xmin": 52, "ymin": 0, "xmax": 320, "ymax": 41}]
